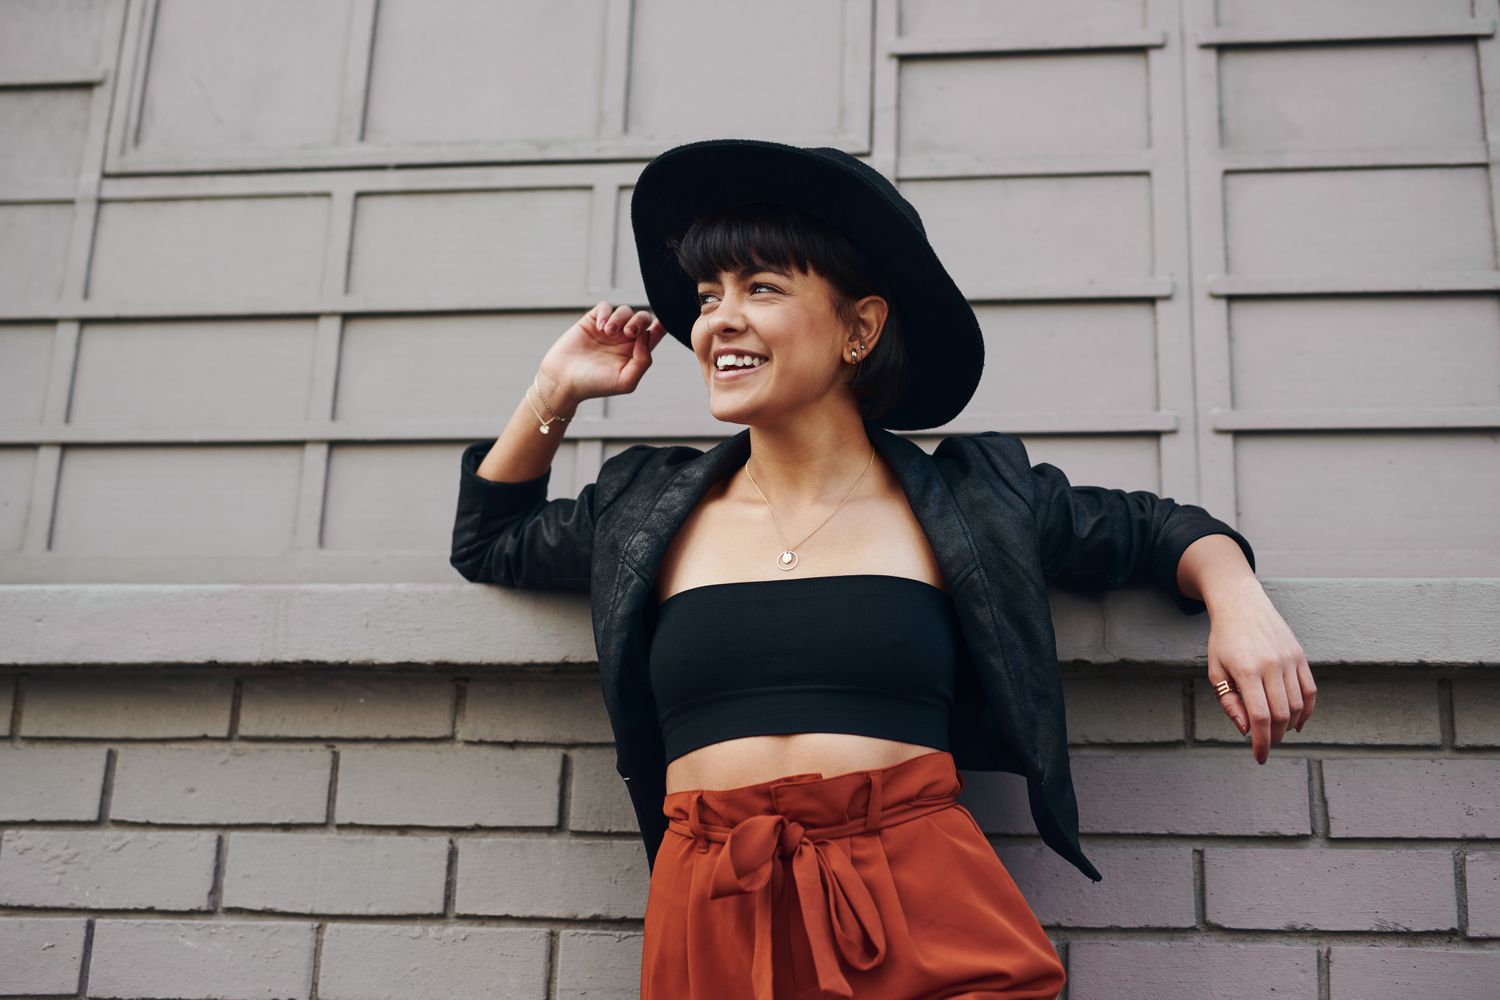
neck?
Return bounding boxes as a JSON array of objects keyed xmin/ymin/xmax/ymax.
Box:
[{"xmin": 738, "ymin": 409, "xmax": 877, "ymax": 507}]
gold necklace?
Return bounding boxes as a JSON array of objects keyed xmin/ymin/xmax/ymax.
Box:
[{"xmin": 743, "ymin": 446, "xmax": 877, "ymax": 571}]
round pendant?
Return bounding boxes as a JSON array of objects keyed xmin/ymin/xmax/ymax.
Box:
[
  {"xmin": 539, "ymin": 424, "xmax": 550, "ymax": 434},
  {"xmin": 777, "ymin": 550, "xmax": 798, "ymax": 570}
]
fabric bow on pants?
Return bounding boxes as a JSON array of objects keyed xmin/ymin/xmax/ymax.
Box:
[
  {"xmin": 641, "ymin": 751, "xmax": 1069, "ymax": 1000},
  {"xmin": 706, "ymin": 769, "xmax": 926, "ymax": 998}
]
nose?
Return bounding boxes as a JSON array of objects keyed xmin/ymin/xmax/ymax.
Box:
[
  {"xmin": 705, "ymin": 294, "xmax": 749, "ymax": 335},
  {"xmin": 702, "ymin": 316, "xmax": 747, "ymax": 353}
]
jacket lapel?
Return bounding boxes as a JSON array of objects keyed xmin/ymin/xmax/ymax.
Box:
[
  {"xmin": 619, "ymin": 418, "xmax": 980, "ymax": 595},
  {"xmin": 594, "ymin": 427, "xmax": 756, "ymax": 742},
  {"xmin": 620, "ymin": 425, "xmax": 753, "ymax": 576}
]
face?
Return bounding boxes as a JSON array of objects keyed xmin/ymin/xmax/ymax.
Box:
[{"xmin": 690, "ymin": 263, "xmax": 881, "ymax": 426}]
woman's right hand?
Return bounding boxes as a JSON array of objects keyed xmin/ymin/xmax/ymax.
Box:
[{"xmin": 537, "ymin": 300, "xmax": 669, "ymax": 407}]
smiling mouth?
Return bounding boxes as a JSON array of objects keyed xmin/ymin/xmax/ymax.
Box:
[{"xmin": 713, "ymin": 358, "xmax": 769, "ymax": 381}]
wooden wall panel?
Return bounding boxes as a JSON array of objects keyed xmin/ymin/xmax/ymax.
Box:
[
  {"xmin": 0, "ymin": 0, "xmax": 1493, "ymax": 586},
  {"xmin": 347, "ymin": 189, "xmax": 594, "ymax": 299},
  {"xmin": 135, "ymin": 0, "xmax": 351, "ymax": 151},
  {"xmin": 71, "ymin": 320, "xmax": 320, "ymax": 428},
  {"xmin": 1229, "ymin": 297, "xmax": 1500, "ymax": 411},
  {"xmin": 365, "ymin": 0, "xmax": 612, "ymax": 144},
  {"xmin": 51, "ymin": 444, "xmax": 304, "ymax": 556},
  {"xmin": 88, "ymin": 196, "xmax": 332, "ymax": 303},
  {"xmin": 898, "ymin": 52, "xmax": 1150, "ymax": 158},
  {"xmin": 1219, "ymin": 42, "xmax": 1482, "ymax": 151},
  {"xmin": 0, "ymin": 89, "xmax": 94, "ymax": 190},
  {"xmin": 970, "ymin": 303, "xmax": 1160, "ymax": 417},
  {"xmin": 0, "ymin": 204, "xmax": 73, "ymax": 303},
  {"xmin": 1224, "ymin": 168, "xmax": 1493, "ymax": 275},
  {"xmin": 908, "ymin": 176, "xmax": 1156, "ymax": 286},
  {"xmin": 1235, "ymin": 432, "xmax": 1500, "ymax": 577}
]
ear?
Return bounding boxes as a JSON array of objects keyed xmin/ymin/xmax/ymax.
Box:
[{"xmin": 851, "ymin": 293, "xmax": 889, "ymax": 354}]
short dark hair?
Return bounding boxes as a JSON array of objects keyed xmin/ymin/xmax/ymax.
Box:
[{"xmin": 664, "ymin": 202, "xmax": 911, "ymax": 422}]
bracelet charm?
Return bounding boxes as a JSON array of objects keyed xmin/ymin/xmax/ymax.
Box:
[{"xmin": 526, "ymin": 375, "xmax": 570, "ymax": 434}]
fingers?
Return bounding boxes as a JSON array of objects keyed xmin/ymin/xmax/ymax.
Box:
[
  {"xmin": 1238, "ymin": 679, "xmax": 1274, "ymax": 765},
  {"xmin": 1209, "ymin": 658, "xmax": 1248, "ymax": 736},
  {"xmin": 1283, "ymin": 661, "xmax": 1307, "ymax": 733},
  {"xmin": 587, "ymin": 301, "xmax": 617, "ymax": 338},
  {"xmin": 1207, "ymin": 601, "xmax": 1313, "ymax": 763},
  {"xmin": 618, "ymin": 319, "xmax": 653, "ymax": 388},
  {"xmin": 1209, "ymin": 649, "xmax": 1272, "ymax": 765},
  {"xmin": 1245, "ymin": 671, "xmax": 1301, "ymax": 764},
  {"xmin": 1295, "ymin": 657, "xmax": 1318, "ymax": 732},
  {"xmin": 595, "ymin": 303, "xmax": 634, "ymax": 343},
  {"xmin": 616, "ymin": 311, "xmax": 664, "ymax": 390},
  {"xmin": 586, "ymin": 301, "xmax": 661, "ymax": 348},
  {"xmin": 1215, "ymin": 660, "xmax": 1316, "ymax": 765},
  {"xmin": 623, "ymin": 310, "xmax": 655, "ymax": 339},
  {"xmin": 605, "ymin": 303, "xmax": 633, "ymax": 334},
  {"xmin": 1263, "ymin": 669, "xmax": 1292, "ymax": 750},
  {"xmin": 644, "ymin": 321, "xmax": 671, "ymax": 355}
]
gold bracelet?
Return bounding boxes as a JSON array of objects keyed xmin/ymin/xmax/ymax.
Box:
[
  {"xmin": 533, "ymin": 374, "xmax": 568, "ymax": 420},
  {"xmin": 527, "ymin": 375, "xmax": 571, "ymax": 435}
]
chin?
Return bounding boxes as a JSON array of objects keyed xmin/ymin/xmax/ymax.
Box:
[
  {"xmin": 712, "ymin": 384, "xmax": 783, "ymax": 420},
  {"xmin": 708, "ymin": 399, "xmax": 755, "ymax": 425}
]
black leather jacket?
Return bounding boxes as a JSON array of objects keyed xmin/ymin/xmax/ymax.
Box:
[{"xmin": 450, "ymin": 418, "xmax": 1256, "ymax": 882}]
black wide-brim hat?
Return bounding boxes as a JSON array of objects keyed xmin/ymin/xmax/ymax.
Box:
[{"xmin": 630, "ymin": 138, "xmax": 984, "ymax": 431}]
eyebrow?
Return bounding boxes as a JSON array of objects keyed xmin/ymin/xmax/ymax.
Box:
[{"xmin": 701, "ymin": 264, "xmax": 792, "ymax": 285}]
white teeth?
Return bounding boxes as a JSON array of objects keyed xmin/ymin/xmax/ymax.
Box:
[{"xmin": 716, "ymin": 354, "xmax": 766, "ymax": 370}]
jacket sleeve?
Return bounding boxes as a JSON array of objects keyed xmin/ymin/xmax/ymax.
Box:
[
  {"xmin": 448, "ymin": 440, "xmax": 655, "ymax": 591},
  {"xmin": 969, "ymin": 432, "xmax": 1256, "ymax": 616}
]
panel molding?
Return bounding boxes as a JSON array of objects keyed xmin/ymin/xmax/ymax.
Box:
[
  {"xmin": 0, "ymin": 580, "xmax": 1493, "ymax": 666},
  {"xmin": 1211, "ymin": 408, "xmax": 1500, "ymax": 432},
  {"xmin": 1195, "ymin": 18, "xmax": 1495, "ymax": 48},
  {"xmin": 1207, "ymin": 273, "xmax": 1500, "ymax": 296},
  {"xmin": 99, "ymin": 0, "xmax": 873, "ymax": 175},
  {"xmin": 0, "ymin": 411, "xmax": 1183, "ymax": 448},
  {"xmin": 888, "ymin": 28, "xmax": 1167, "ymax": 55}
]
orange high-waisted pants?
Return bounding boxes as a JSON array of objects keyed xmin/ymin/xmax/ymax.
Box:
[{"xmin": 640, "ymin": 749, "xmax": 1067, "ymax": 999}]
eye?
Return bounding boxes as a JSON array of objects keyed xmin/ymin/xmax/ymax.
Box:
[{"xmin": 697, "ymin": 282, "xmax": 779, "ymax": 306}]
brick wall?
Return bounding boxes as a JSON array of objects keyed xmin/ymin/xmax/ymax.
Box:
[{"xmin": 2, "ymin": 666, "xmax": 1495, "ymax": 999}]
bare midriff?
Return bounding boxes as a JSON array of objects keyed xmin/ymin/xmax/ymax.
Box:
[{"xmin": 664, "ymin": 733, "xmax": 943, "ymax": 794}]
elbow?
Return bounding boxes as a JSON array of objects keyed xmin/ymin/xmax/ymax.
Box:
[
  {"xmin": 449, "ymin": 534, "xmax": 502, "ymax": 585},
  {"xmin": 448, "ymin": 551, "xmax": 488, "ymax": 584},
  {"xmin": 450, "ymin": 538, "xmax": 532, "ymax": 589}
]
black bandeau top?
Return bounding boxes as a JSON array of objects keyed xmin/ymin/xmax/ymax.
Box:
[{"xmin": 647, "ymin": 573, "xmax": 962, "ymax": 765}]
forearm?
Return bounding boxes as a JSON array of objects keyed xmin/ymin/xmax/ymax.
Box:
[
  {"xmin": 476, "ymin": 369, "xmax": 584, "ymax": 484},
  {"xmin": 1176, "ymin": 533, "xmax": 1261, "ymax": 615}
]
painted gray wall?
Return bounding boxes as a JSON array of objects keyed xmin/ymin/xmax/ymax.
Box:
[{"xmin": 1, "ymin": 1, "xmax": 1497, "ymax": 997}]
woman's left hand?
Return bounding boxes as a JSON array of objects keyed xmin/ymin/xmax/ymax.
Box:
[{"xmin": 1204, "ymin": 581, "xmax": 1316, "ymax": 765}]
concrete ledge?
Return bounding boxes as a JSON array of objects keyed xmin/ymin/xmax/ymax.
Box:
[{"xmin": 0, "ymin": 580, "xmax": 1496, "ymax": 668}]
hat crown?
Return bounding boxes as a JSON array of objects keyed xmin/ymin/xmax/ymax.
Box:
[{"xmin": 805, "ymin": 146, "xmax": 927, "ymax": 240}]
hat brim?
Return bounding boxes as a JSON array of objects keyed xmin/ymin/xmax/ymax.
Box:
[{"xmin": 630, "ymin": 138, "xmax": 983, "ymax": 431}]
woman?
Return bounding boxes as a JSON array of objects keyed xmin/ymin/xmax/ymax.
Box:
[{"xmin": 452, "ymin": 139, "xmax": 1314, "ymax": 999}]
